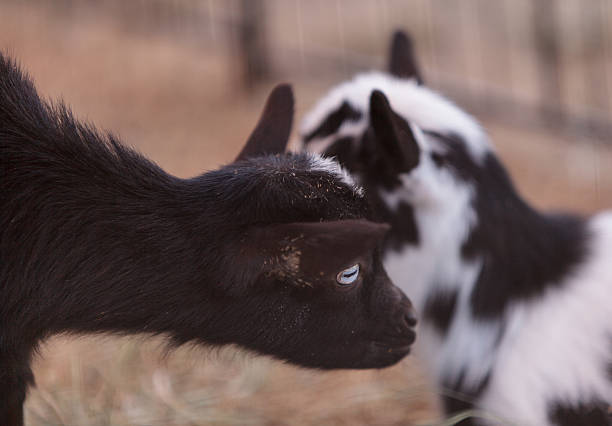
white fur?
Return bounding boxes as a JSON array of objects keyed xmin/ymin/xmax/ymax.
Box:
[
  {"xmin": 381, "ymin": 147, "xmax": 477, "ymax": 307},
  {"xmin": 301, "ymin": 73, "xmax": 612, "ymax": 425},
  {"xmin": 307, "ymin": 153, "xmax": 364, "ymax": 197},
  {"xmin": 384, "ymin": 150, "xmax": 612, "ymax": 425},
  {"xmin": 379, "ymin": 147, "xmax": 501, "ymax": 398},
  {"xmin": 477, "ymin": 213, "xmax": 612, "ymax": 425},
  {"xmin": 300, "ymin": 72, "xmax": 491, "ymax": 161}
]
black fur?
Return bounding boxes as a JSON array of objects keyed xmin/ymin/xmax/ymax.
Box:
[
  {"xmin": 304, "ymin": 101, "xmax": 361, "ymax": 143},
  {"xmin": 441, "ymin": 397, "xmax": 477, "ymax": 426},
  {"xmin": 318, "ymin": 94, "xmax": 424, "ymax": 251},
  {"xmin": 548, "ymin": 401, "xmax": 612, "ymax": 426},
  {"xmin": 323, "ymin": 131, "xmax": 420, "ymax": 250},
  {"xmin": 235, "ymin": 84, "xmax": 294, "ymax": 161},
  {"xmin": 442, "ymin": 370, "xmax": 492, "ymax": 426},
  {"xmin": 319, "ymin": 92, "xmax": 420, "ymax": 191},
  {"xmin": 326, "ymin": 127, "xmax": 405, "ymax": 190},
  {"xmin": 369, "ymin": 90, "xmax": 420, "ymax": 173},
  {"xmin": 0, "ymin": 54, "xmax": 417, "ymax": 425},
  {"xmin": 388, "ymin": 30, "xmax": 424, "ymax": 84},
  {"xmin": 424, "ymin": 132, "xmax": 588, "ymax": 319},
  {"xmin": 302, "ymin": 30, "xmax": 601, "ymax": 422},
  {"xmin": 423, "ymin": 289, "xmax": 458, "ymax": 336},
  {"xmin": 379, "ymin": 201, "xmax": 420, "ymax": 251},
  {"xmin": 326, "ymin": 113, "xmax": 588, "ymax": 318},
  {"xmin": 320, "ymin": 136, "xmax": 354, "ymax": 168}
]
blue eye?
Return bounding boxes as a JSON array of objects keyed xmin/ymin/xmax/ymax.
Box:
[{"xmin": 336, "ymin": 264, "xmax": 360, "ymax": 285}]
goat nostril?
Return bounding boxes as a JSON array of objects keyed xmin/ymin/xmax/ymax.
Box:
[{"xmin": 404, "ymin": 311, "xmax": 417, "ymax": 328}]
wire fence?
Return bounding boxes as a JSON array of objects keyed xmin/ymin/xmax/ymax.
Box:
[{"xmin": 16, "ymin": 0, "xmax": 612, "ymax": 143}]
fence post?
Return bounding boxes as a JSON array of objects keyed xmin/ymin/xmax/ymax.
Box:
[
  {"xmin": 532, "ymin": 0, "xmax": 563, "ymax": 124},
  {"xmin": 238, "ymin": 0, "xmax": 270, "ymax": 90},
  {"xmin": 581, "ymin": 1, "xmax": 610, "ymax": 115}
]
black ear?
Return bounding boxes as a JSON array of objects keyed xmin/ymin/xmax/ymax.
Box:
[
  {"xmin": 369, "ymin": 90, "xmax": 420, "ymax": 173},
  {"xmin": 235, "ymin": 84, "xmax": 294, "ymax": 161},
  {"xmin": 388, "ymin": 30, "xmax": 424, "ymax": 85},
  {"xmin": 238, "ymin": 220, "xmax": 390, "ymax": 290}
]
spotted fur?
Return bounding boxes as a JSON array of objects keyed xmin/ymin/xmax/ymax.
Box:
[{"xmin": 300, "ymin": 31, "xmax": 612, "ymax": 426}]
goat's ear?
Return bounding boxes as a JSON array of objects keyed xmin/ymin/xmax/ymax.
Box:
[
  {"xmin": 238, "ymin": 220, "xmax": 390, "ymax": 289},
  {"xmin": 388, "ymin": 30, "xmax": 424, "ymax": 85},
  {"xmin": 368, "ymin": 90, "xmax": 420, "ymax": 173},
  {"xmin": 235, "ymin": 84, "xmax": 294, "ymax": 161}
]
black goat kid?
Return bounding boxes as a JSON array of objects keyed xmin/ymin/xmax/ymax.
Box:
[{"xmin": 0, "ymin": 54, "xmax": 416, "ymax": 425}]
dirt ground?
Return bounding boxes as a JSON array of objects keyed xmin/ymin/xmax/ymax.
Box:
[{"xmin": 2, "ymin": 2, "xmax": 611, "ymax": 425}]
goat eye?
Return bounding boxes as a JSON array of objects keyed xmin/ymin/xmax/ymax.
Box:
[
  {"xmin": 431, "ymin": 152, "xmax": 445, "ymax": 167},
  {"xmin": 336, "ymin": 264, "xmax": 360, "ymax": 285}
]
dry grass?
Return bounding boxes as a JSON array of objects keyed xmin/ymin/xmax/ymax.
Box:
[
  {"xmin": 27, "ymin": 336, "xmax": 437, "ymax": 426},
  {"xmin": 1, "ymin": 2, "xmax": 611, "ymax": 425}
]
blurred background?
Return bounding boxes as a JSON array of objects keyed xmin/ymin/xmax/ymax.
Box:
[{"xmin": 2, "ymin": 0, "xmax": 611, "ymax": 424}]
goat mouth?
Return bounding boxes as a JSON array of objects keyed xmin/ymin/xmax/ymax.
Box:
[
  {"xmin": 377, "ymin": 327, "xmax": 417, "ymax": 347},
  {"xmin": 371, "ymin": 340, "xmax": 413, "ymax": 354},
  {"xmin": 345, "ymin": 339, "xmax": 413, "ymax": 368}
]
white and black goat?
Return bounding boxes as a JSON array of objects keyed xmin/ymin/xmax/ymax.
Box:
[
  {"xmin": 0, "ymin": 53, "xmax": 417, "ymax": 425},
  {"xmin": 300, "ymin": 31, "xmax": 612, "ymax": 426}
]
